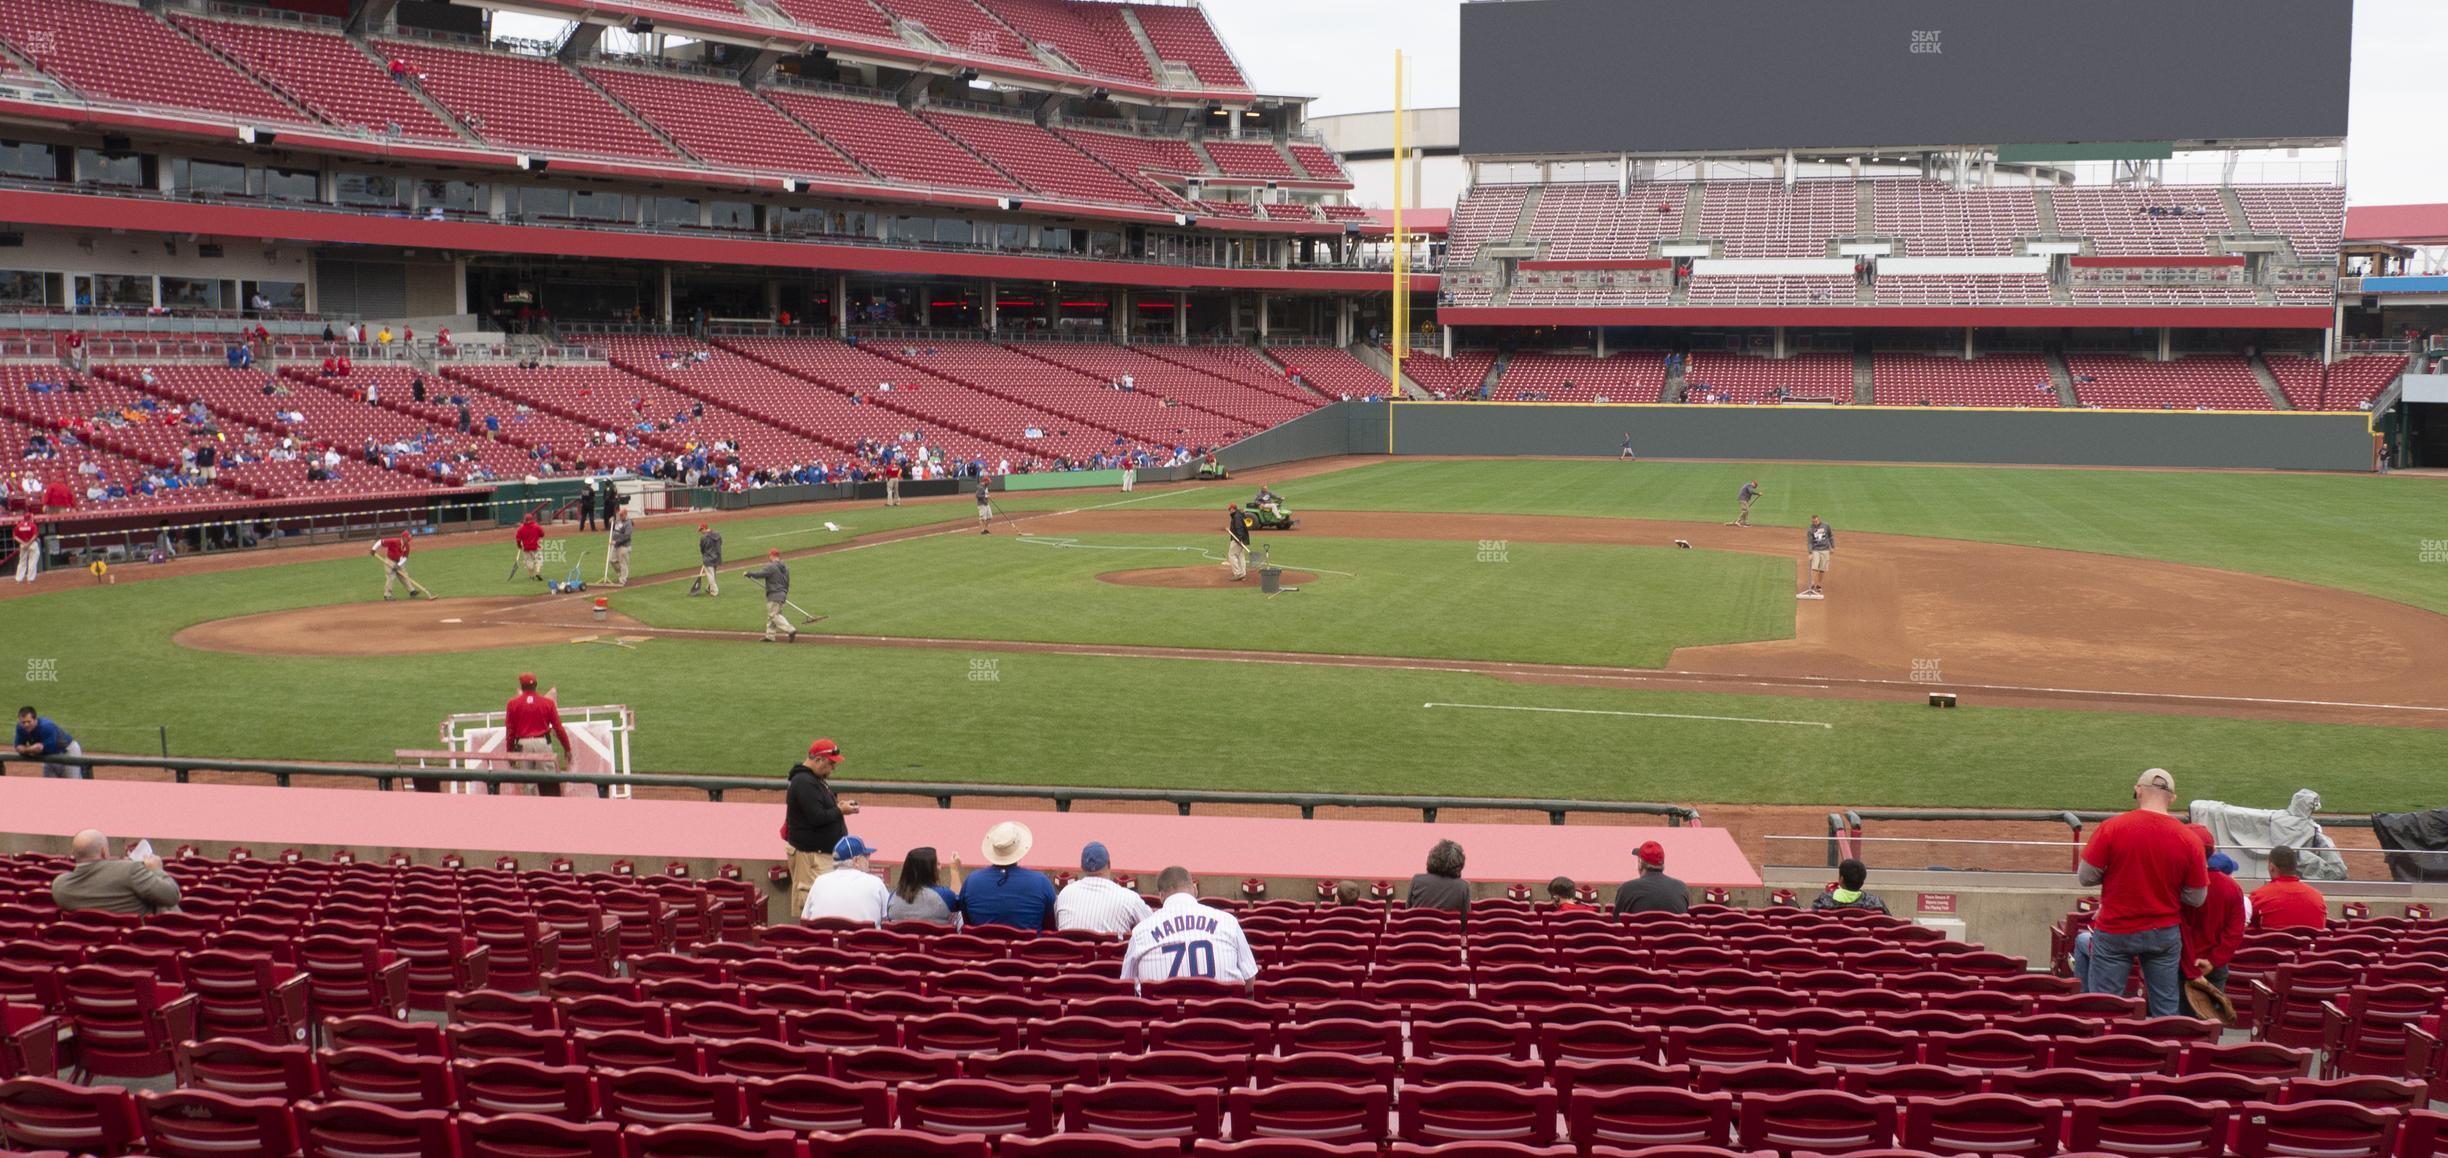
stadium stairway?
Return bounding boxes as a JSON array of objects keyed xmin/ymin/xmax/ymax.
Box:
[
  {"xmin": 2042, "ymin": 348, "xmax": 2077, "ymax": 406},
  {"xmin": 1662, "ymin": 352, "xmax": 1686, "ymax": 402},
  {"xmin": 1346, "ymin": 343, "xmax": 1427, "ymax": 398},
  {"xmin": 2246, "ymin": 351, "xmax": 2291, "ymax": 409},
  {"xmin": 1116, "ymin": 6, "xmax": 1165, "ymax": 79},
  {"xmin": 1478, "ymin": 351, "xmax": 1510, "ymax": 399},
  {"xmin": 573, "ymin": 67, "xmax": 701, "ymax": 164},
  {"xmin": 2220, "ymin": 187, "xmax": 2254, "ymax": 234},
  {"xmin": 1852, "ymin": 350, "xmax": 1874, "ymax": 404}
]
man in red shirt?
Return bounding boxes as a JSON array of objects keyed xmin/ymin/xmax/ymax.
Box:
[
  {"xmin": 505, "ymin": 672, "xmax": 572, "ymax": 797},
  {"xmin": 369, "ymin": 534, "xmax": 433, "ymax": 601},
  {"xmin": 2180, "ymin": 823, "xmax": 2245, "ymax": 991},
  {"xmin": 42, "ymin": 478, "xmax": 73, "ymax": 514},
  {"xmin": 513, "ymin": 513, "xmax": 546, "ymax": 581},
  {"xmin": 11, "ymin": 514, "xmax": 38, "ymax": 585},
  {"xmin": 2077, "ymin": 767, "xmax": 2207, "ymax": 1017},
  {"xmin": 2248, "ymin": 846, "xmax": 2330, "ymax": 931}
]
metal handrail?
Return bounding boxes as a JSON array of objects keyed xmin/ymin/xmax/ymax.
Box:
[{"xmin": 1, "ymin": 754, "xmax": 1699, "ymax": 826}]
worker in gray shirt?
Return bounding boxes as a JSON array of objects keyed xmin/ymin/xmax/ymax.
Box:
[
  {"xmin": 693, "ymin": 522, "xmax": 723, "ymax": 597},
  {"xmin": 1802, "ymin": 515, "xmax": 1833, "ymax": 600},
  {"xmin": 606, "ymin": 510, "xmax": 633, "ymax": 586},
  {"xmin": 1735, "ymin": 480, "xmax": 1761, "ymax": 527},
  {"xmin": 744, "ymin": 548, "xmax": 795, "ymax": 642}
]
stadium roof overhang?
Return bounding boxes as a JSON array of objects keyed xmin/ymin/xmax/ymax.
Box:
[
  {"xmin": 1356, "ymin": 208, "xmax": 1448, "ymax": 237},
  {"xmin": 2346, "ymin": 204, "xmax": 2448, "ymax": 247},
  {"xmin": 1438, "ymin": 305, "xmax": 2335, "ymax": 331},
  {"xmin": 0, "ymin": 187, "xmax": 1436, "ymax": 294},
  {"xmin": 485, "ymin": 0, "xmax": 1281, "ymax": 109}
]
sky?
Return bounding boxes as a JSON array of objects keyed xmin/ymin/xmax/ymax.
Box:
[{"xmin": 511, "ymin": 0, "xmax": 2445, "ymax": 206}]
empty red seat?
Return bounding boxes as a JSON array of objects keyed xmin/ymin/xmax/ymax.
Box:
[
  {"xmin": 2066, "ymin": 1095, "xmax": 2230, "ymax": 1156},
  {"xmin": 173, "ymin": 1038, "xmax": 317, "ymax": 1100},
  {"xmin": 133, "ymin": 1089, "xmax": 299, "ymax": 1158},
  {"xmin": 743, "ymin": 1075, "xmax": 891, "ymax": 1134},
  {"xmin": 1228, "ymin": 1082, "xmax": 1390, "ymax": 1146},
  {"xmin": 1567, "ymin": 1088, "xmax": 1734, "ymax": 1151},
  {"xmin": 1059, "ymin": 1081, "xmax": 1221, "ymax": 1140},
  {"xmin": 293, "ymin": 937, "xmax": 411, "ymax": 1024},
  {"xmin": 805, "ymin": 1129, "xmax": 990, "ymax": 1158},
  {"xmin": 2231, "ymin": 1099, "xmax": 2400, "ymax": 1158},
  {"xmin": 0, "ymin": 1077, "xmax": 143, "ymax": 1154},
  {"xmin": 457, "ymin": 1112, "xmax": 625, "ymax": 1158},
  {"xmin": 294, "ymin": 1099, "xmax": 456, "ymax": 1158},
  {"xmin": 1899, "ymin": 1093, "xmax": 2061, "ymax": 1158},
  {"xmin": 453, "ymin": 1056, "xmax": 599, "ymax": 1121},
  {"xmin": 1398, "ymin": 1081, "xmax": 1558, "ymax": 1146},
  {"xmin": 174, "ymin": 949, "xmax": 311, "ymax": 1044},
  {"xmin": 1734, "ymin": 1089, "xmax": 1896, "ymax": 1155},
  {"xmin": 56, "ymin": 964, "xmax": 198, "ymax": 1079},
  {"xmin": 895, "ymin": 1079, "xmax": 1054, "ymax": 1138}
]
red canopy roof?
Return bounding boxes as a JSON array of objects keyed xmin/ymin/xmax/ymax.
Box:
[
  {"xmin": 2345, "ymin": 203, "xmax": 2448, "ymax": 246},
  {"xmin": 1357, "ymin": 208, "xmax": 1450, "ymax": 236}
]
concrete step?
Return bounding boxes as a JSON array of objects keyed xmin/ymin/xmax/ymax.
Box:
[
  {"xmin": 2246, "ymin": 350, "xmax": 2289, "ymax": 409},
  {"xmin": 1854, "ymin": 348, "xmax": 1874, "ymax": 404},
  {"xmin": 2045, "ymin": 347, "xmax": 2079, "ymax": 406}
]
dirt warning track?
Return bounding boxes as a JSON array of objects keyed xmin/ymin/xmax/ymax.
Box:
[{"xmin": 174, "ymin": 507, "xmax": 2448, "ymax": 729}]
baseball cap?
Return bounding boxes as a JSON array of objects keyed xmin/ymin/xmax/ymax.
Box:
[
  {"xmin": 518, "ymin": 672, "xmax": 538, "ymax": 690},
  {"xmin": 1636, "ymin": 841, "xmax": 1666, "ymax": 869},
  {"xmin": 833, "ymin": 835, "xmax": 876, "ymax": 860},
  {"xmin": 2136, "ymin": 768, "xmax": 2176, "ymax": 794},
  {"xmin": 767, "ymin": 548, "xmax": 782, "ymax": 559},
  {"xmin": 808, "ymin": 738, "xmax": 843, "ymax": 763},
  {"xmin": 698, "ymin": 522, "xmax": 709, "ymax": 531},
  {"xmin": 1081, "ymin": 842, "xmax": 1111, "ymax": 873},
  {"xmin": 2186, "ymin": 823, "xmax": 2217, "ymax": 853}
]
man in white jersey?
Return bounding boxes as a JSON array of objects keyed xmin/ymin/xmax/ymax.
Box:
[
  {"xmin": 1121, "ymin": 866, "xmax": 1259, "ymax": 992},
  {"xmin": 1056, "ymin": 841, "xmax": 1151, "ymax": 937}
]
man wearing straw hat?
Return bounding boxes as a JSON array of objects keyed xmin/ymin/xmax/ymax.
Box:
[{"xmin": 960, "ymin": 820, "xmax": 1057, "ymax": 930}]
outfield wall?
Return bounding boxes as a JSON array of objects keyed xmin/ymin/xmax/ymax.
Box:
[
  {"xmin": 1384, "ymin": 403, "xmax": 2376, "ymax": 470},
  {"xmin": 1217, "ymin": 401, "xmax": 1390, "ymax": 470}
]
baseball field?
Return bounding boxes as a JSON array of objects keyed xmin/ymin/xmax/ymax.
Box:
[{"xmin": 7, "ymin": 456, "xmax": 2445, "ymax": 814}]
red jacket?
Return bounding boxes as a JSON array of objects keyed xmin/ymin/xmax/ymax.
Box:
[
  {"xmin": 515, "ymin": 522, "xmax": 543, "ymax": 551},
  {"xmin": 505, "ymin": 691, "xmax": 571, "ymax": 751},
  {"xmin": 2181, "ymin": 868, "xmax": 2246, "ymax": 977},
  {"xmin": 13, "ymin": 518, "xmax": 36, "ymax": 545}
]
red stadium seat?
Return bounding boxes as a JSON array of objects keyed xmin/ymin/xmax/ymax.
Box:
[
  {"xmin": 2065, "ymin": 1096, "xmax": 2230, "ymax": 1156},
  {"xmin": 2319, "ymin": 984, "xmax": 2439, "ymax": 1078},
  {"xmin": 1734, "ymin": 1090, "xmax": 1897, "ymax": 1155},
  {"xmin": 0, "ymin": 1078, "xmax": 143, "ymax": 1155},
  {"xmin": 457, "ymin": 1112, "xmax": 625, "ymax": 1158},
  {"xmin": 704, "ymin": 1039, "xmax": 831, "ymax": 1082},
  {"xmin": 1398, "ymin": 1081, "xmax": 1559, "ymax": 1146},
  {"xmin": 1060, "ymin": 1081, "xmax": 1222, "ymax": 1140},
  {"xmin": 1566, "ymin": 1088, "xmax": 1735, "ymax": 1151},
  {"xmin": 453, "ymin": 1057, "xmax": 599, "ymax": 1121},
  {"xmin": 2230, "ymin": 1099, "xmax": 2400, "ymax": 1158},
  {"xmin": 293, "ymin": 937, "xmax": 412, "ymax": 1024},
  {"xmin": 805, "ymin": 1130, "xmax": 990, "ymax": 1158},
  {"xmin": 173, "ymin": 1038, "xmax": 317, "ymax": 1099},
  {"xmin": 600, "ymin": 1066, "xmax": 748, "ymax": 1128},
  {"xmin": 133, "ymin": 1089, "xmax": 299, "ymax": 1158},
  {"xmin": 294, "ymin": 1099, "xmax": 457, "ymax": 1158},
  {"xmin": 316, "ymin": 1045, "xmax": 457, "ymax": 1112},
  {"xmin": 56, "ymin": 965, "xmax": 198, "ymax": 1079},
  {"xmin": 1228, "ymin": 1083, "xmax": 1391, "ymax": 1145},
  {"xmin": 1898, "ymin": 1094, "xmax": 2062, "ymax": 1158},
  {"xmin": 622, "ymin": 1123, "xmax": 803, "ymax": 1158},
  {"xmin": 174, "ymin": 949, "xmax": 311, "ymax": 1044},
  {"xmin": 832, "ymin": 1047, "xmax": 960, "ymax": 1087},
  {"xmin": 894, "ymin": 1079, "xmax": 1055, "ymax": 1138},
  {"xmin": 743, "ymin": 1075, "xmax": 891, "ymax": 1134}
]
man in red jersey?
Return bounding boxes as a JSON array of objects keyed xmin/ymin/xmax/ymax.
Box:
[
  {"xmin": 2077, "ymin": 768, "xmax": 2207, "ymax": 1017},
  {"xmin": 505, "ymin": 672, "xmax": 573, "ymax": 796},
  {"xmin": 514, "ymin": 512, "xmax": 546, "ymax": 581},
  {"xmin": 370, "ymin": 533, "xmax": 433, "ymax": 600}
]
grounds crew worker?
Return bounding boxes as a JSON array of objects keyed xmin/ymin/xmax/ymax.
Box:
[
  {"xmin": 783, "ymin": 738, "xmax": 854, "ymax": 917},
  {"xmin": 606, "ymin": 509, "xmax": 633, "ymax": 586},
  {"xmin": 694, "ymin": 522, "xmax": 722, "ymax": 596},
  {"xmin": 1226, "ymin": 503, "xmax": 1253, "ymax": 581},
  {"xmin": 505, "ymin": 672, "xmax": 573, "ymax": 796},
  {"xmin": 745, "ymin": 548, "xmax": 795, "ymax": 642},
  {"xmin": 514, "ymin": 512, "xmax": 546, "ymax": 580}
]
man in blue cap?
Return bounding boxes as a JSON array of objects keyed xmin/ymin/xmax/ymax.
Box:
[
  {"xmin": 799, "ymin": 835, "xmax": 891, "ymax": 925},
  {"xmin": 1056, "ymin": 840, "xmax": 1151, "ymax": 937}
]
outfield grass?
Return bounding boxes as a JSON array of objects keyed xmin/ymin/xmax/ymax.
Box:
[
  {"xmin": 7, "ymin": 460, "xmax": 2443, "ymax": 810},
  {"xmin": 1149, "ymin": 459, "xmax": 2446, "ymax": 613},
  {"xmin": 615, "ymin": 533, "xmax": 1794, "ymax": 667}
]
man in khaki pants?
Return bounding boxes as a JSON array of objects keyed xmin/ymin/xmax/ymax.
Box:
[
  {"xmin": 1225, "ymin": 503, "xmax": 1253, "ymax": 580},
  {"xmin": 782, "ymin": 738, "xmax": 852, "ymax": 917}
]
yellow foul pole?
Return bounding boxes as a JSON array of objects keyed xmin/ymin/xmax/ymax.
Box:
[{"xmin": 1390, "ymin": 49, "xmax": 1407, "ymax": 398}]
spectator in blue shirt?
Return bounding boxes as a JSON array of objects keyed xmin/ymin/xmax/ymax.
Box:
[
  {"xmin": 959, "ymin": 821, "xmax": 1056, "ymax": 931},
  {"xmin": 14, "ymin": 707, "xmax": 82, "ymax": 779}
]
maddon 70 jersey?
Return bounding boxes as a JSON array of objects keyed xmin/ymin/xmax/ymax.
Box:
[{"xmin": 1121, "ymin": 896, "xmax": 1261, "ymax": 987}]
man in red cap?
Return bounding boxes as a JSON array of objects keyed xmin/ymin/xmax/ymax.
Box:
[
  {"xmin": 783, "ymin": 738, "xmax": 856, "ymax": 916},
  {"xmin": 505, "ymin": 672, "xmax": 573, "ymax": 797},
  {"xmin": 514, "ymin": 512, "xmax": 546, "ymax": 581},
  {"xmin": 1612, "ymin": 840, "xmax": 1689, "ymax": 915},
  {"xmin": 1225, "ymin": 503, "xmax": 1253, "ymax": 580},
  {"xmin": 369, "ymin": 533, "xmax": 433, "ymax": 600},
  {"xmin": 693, "ymin": 521, "xmax": 723, "ymax": 597},
  {"xmin": 11, "ymin": 512, "xmax": 38, "ymax": 585}
]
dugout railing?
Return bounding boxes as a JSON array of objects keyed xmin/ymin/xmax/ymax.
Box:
[{"xmin": 0, "ymin": 753, "xmax": 1701, "ymax": 827}]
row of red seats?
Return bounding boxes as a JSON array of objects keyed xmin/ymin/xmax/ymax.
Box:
[{"xmin": 6, "ymin": 1074, "xmax": 2439, "ymax": 1158}]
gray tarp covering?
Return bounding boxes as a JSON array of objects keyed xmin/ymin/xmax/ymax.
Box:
[
  {"xmin": 2191, "ymin": 789, "xmax": 2347, "ymax": 882},
  {"xmin": 2371, "ymin": 809, "xmax": 2448, "ymax": 883}
]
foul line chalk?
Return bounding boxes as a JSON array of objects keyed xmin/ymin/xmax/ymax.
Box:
[{"xmin": 1423, "ymin": 701, "xmax": 1833, "ymax": 729}]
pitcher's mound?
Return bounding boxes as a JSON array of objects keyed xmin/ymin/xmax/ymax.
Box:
[{"xmin": 1099, "ymin": 567, "xmax": 1319, "ymax": 590}]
